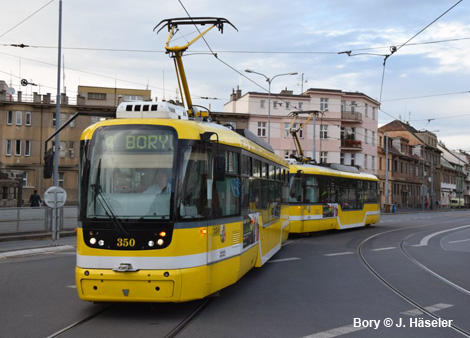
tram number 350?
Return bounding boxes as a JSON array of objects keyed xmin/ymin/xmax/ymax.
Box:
[{"xmin": 116, "ymin": 238, "xmax": 136, "ymax": 247}]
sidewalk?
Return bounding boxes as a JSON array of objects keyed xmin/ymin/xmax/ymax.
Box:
[
  {"xmin": 0, "ymin": 231, "xmax": 76, "ymax": 259},
  {"xmin": 381, "ymin": 206, "xmax": 459, "ymax": 214}
]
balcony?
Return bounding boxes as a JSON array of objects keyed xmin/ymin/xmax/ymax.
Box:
[
  {"xmin": 341, "ymin": 139, "xmax": 362, "ymax": 150},
  {"xmin": 341, "ymin": 111, "xmax": 362, "ymax": 122}
]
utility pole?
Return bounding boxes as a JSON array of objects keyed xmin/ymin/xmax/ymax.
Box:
[
  {"xmin": 385, "ymin": 133, "xmax": 389, "ymax": 205},
  {"xmin": 54, "ymin": 0, "xmax": 62, "ymax": 187}
]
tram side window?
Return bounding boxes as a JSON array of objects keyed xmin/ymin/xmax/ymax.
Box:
[
  {"xmin": 214, "ymin": 151, "xmax": 240, "ymax": 217},
  {"xmin": 289, "ymin": 172, "xmax": 304, "ymax": 202},
  {"xmin": 304, "ymin": 175, "xmax": 319, "ymax": 203},
  {"xmin": 241, "ymin": 155, "xmax": 252, "ymax": 176},
  {"xmin": 179, "ymin": 147, "xmax": 210, "ymax": 219},
  {"xmin": 365, "ymin": 181, "xmax": 378, "ymax": 203}
]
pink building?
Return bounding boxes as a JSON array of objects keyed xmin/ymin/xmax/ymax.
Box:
[{"xmin": 224, "ymin": 87, "xmax": 379, "ymax": 175}]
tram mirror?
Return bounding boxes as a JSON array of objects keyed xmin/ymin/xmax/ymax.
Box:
[{"xmin": 214, "ymin": 155, "xmax": 225, "ymax": 181}]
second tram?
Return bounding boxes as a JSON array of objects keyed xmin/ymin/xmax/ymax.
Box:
[{"xmin": 288, "ymin": 162, "xmax": 380, "ymax": 233}]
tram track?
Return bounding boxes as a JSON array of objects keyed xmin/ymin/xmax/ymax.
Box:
[
  {"xmin": 357, "ymin": 225, "xmax": 470, "ymax": 337},
  {"xmin": 44, "ymin": 297, "xmax": 212, "ymax": 338},
  {"xmin": 45, "ymin": 304, "xmax": 114, "ymax": 338}
]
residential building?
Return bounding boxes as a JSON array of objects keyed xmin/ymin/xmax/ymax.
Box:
[
  {"xmin": 0, "ymin": 83, "xmax": 151, "ymax": 206},
  {"xmin": 438, "ymin": 142, "xmax": 469, "ymax": 207},
  {"xmin": 379, "ymin": 120, "xmax": 442, "ymax": 209},
  {"xmin": 224, "ymin": 87, "xmax": 379, "ymax": 174}
]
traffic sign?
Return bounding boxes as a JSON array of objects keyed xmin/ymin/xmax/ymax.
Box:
[{"xmin": 43, "ymin": 186, "xmax": 67, "ymax": 208}]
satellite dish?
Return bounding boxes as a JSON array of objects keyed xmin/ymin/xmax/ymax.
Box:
[
  {"xmin": 7, "ymin": 87, "xmax": 15, "ymax": 95},
  {"xmin": 345, "ymin": 127, "xmax": 353, "ymax": 135}
]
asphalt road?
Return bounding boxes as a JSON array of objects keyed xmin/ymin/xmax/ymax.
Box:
[{"xmin": 1, "ymin": 210, "xmax": 469, "ymax": 338}]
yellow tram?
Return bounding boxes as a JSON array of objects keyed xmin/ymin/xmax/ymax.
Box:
[
  {"xmin": 75, "ymin": 102, "xmax": 290, "ymax": 302},
  {"xmin": 288, "ymin": 162, "xmax": 380, "ymax": 233}
]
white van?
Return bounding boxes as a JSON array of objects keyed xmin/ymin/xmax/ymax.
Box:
[{"xmin": 450, "ymin": 198, "xmax": 464, "ymax": 208}]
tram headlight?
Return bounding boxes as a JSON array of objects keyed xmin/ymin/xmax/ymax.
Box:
[
  {"xmin": 159, "ymin": 231, "xmax": 166, "ymax": 237},
  {"xmin": 148, "ymin": 240, "xmax": 155, "ymax": 247},
  {"xmin": 89, "ymin": 237, "xmax": 97, "ymax": 245},
  {"xmin": 157, "ymin": 239, "xmax": 164, "ymax": 246},
  {"xmin": 98, "ymin": 240, "xmax": 105, "ymax": 247}
]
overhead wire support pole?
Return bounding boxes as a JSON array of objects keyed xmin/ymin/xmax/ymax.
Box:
[{"xmin": 54, "ymin": 0, "xmax": 62, "ymax": 187}]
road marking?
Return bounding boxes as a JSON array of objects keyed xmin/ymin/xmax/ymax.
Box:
[
  {"xmin": 412, "ymin": 225, "xmax": 470, "ymax": 247},
  {"xmin": 268, "ymin": 257, "xmax": 300, "ymax": 263},
  {"xmin": 67, "ymin": 285, "xmax": 77, "ymax": 289},
  {"xmin": 302, "ymin": 324, "xmax": 365, "ymax": 338},
  {"xmin": 448, "ymin": 238, "xmax": 470, "ymax": 244},
  {"xmin": 323, "ymin": 252, "xmax": 354, "ymax": 257},
  {"xmin": 371, "ymin": 247, "xmax": 396, "ymax": 251},
  {"xmin": 401, "ymin": 303, "xmax": 453, "ymax": 316}
]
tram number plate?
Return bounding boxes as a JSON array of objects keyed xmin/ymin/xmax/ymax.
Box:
[{"xmin": 116, "ymin": 238, "xmax": 136, "ymax": 248}]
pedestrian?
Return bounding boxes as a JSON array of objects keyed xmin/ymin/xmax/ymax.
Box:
[{"xmin": 29, "ymin": 190, "xmax": 42, "ymax": 207}]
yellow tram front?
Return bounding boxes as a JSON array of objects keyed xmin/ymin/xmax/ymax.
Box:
[{"xmin": 75, "ymin": 104, "xmax": 289, "ymax": 303}]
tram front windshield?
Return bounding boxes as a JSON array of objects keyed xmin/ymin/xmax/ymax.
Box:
[{"xmin": 86, "ymin": 126, "xmax": 176, "ymax": 220}]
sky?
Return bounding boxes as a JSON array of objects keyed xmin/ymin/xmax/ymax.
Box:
[{"xmin": 1, "ymin": 0, "xmax": 469, "ymax": 151}]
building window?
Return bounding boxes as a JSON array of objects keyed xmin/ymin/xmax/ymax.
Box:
[
  {"xmin": 320, "ymin": 98, "xmax": 328, "ymax": 111},
  {"xmin": 60, "ymin": 113, "xmax": 67, "ymax": 127},
  {"xmin": 257, "ymin": 122, "xmax": 266, "ymax": 137},
  {"xmin": 124, "ymin": 95, "xmax": 143, "ymax": 101},
  {"xmin": 88, "ymin": 92, "xmax": 107, "ymax": 100},
  {"xmin": 320, "ymin": 151, "xmax": 327, "ymax": 163},
  {"xmin": 16, "ymin": 111, "xmax": 22, "ymax": 125},
  {"xmin": 341, "ymin": 101, "xmax": 345, "ymax": 113},
  {"xmin": 25, "ymin": 111, "xmax": 32, "ymax": 126},
  {"xmin": 340, "ymin": 153, "xmax": 345, "ymax": 165},
  {"xmin": 364, "ymin": 130, "xmax": 368, "ymax": 144},
  {"xmin": 351, "ymin": 153, "xmax": 355, "ymax": 166},
  {"xmin": 6, "ymin": 140, "xmax": 12, "ymax": 156},
  {"xmin": 7, "ymin": 111, "xmax": 13, "ymax": 125},
  {"xmin": 284, "ymin": 123, "xmax": 290, "ymax": 138},
  {"xmin": 260, "ymin": 100, "xmax": 265, "ymax": 108},
  {"xmin": 273, "ymin": 101, "xmax": 279, "ymax": 109},
  {"xmin": 25, "ymin": 140, "xmax": 31, "ymax": 156},
  {"xmin": 15, "ymin": 140, "xmax": 21, "ymax": 156},
  {"xmin": 320, "ymin": 125, "xmax": 328, "ymax": 139},
  {"xmin": 58, "ymin": 173, "xmax": 64, "ymax": 188},
  {"xmin": 365, "ymin": 104, "xmax": 369, "ymax": 117},
  {"xmin": 22, "ymin": 172, "xmax": 28, "ymax": 187},
  {"xmin": 351, "ymin": 101, "xmax": 356, "ymax": 113},
  {"xmin": 60, "ymin": 141, "xmax": 66, "ymax": 158},
  {"xmin": 298, "ymin": 102, "xmax": 303, "ymax": 109},
  {"xmin": 286, "ymin": 101, "xmax": 291, "ymax": 109},
  {"xmin": 364, "ymin": 154, "xmax": 368, "ymax": 169},
  {"xmin": 372, "ymin": 107, "xmax": 376, "ymax": 120},
  {"xmin": 284, "ymin": 150, "xmax": 289, "ymax": 159},
  {"xmin": 372, "ymin": 132, "xmax": 376, "ymax": 146}
]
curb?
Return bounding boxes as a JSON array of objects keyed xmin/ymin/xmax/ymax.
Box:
[{"xmin": 0, "ymin": 245, "xmax": 75, "ymax": 259}]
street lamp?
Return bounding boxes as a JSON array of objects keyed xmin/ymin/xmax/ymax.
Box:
[{"xmin": 245, "ymin": 69, "xmax": 297, "ymax": 144}]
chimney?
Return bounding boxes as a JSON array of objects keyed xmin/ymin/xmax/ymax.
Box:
[
  {"xmin": 236, "ymin": 86, "xmax": 242, "ymax": 99},
  {"xmin": 33, "ymin": 92, "xmax": 41, "ymax": 103},
  {"xmin": 17, "ymin": 91, "xmax": 22, "ymax": 102},
  {"xmin": 43, "ymin": 93, "xmax": 51, "ymax": 104}
]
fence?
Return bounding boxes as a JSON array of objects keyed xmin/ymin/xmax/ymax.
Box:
[{"xmin": 0, "ymin": 206, "xmax": 77, "ymax": 235}]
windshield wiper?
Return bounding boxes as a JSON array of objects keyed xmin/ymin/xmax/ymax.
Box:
[{"xmin": 91, "ymin": 159, "xmax": 129, "ymax": 237}]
